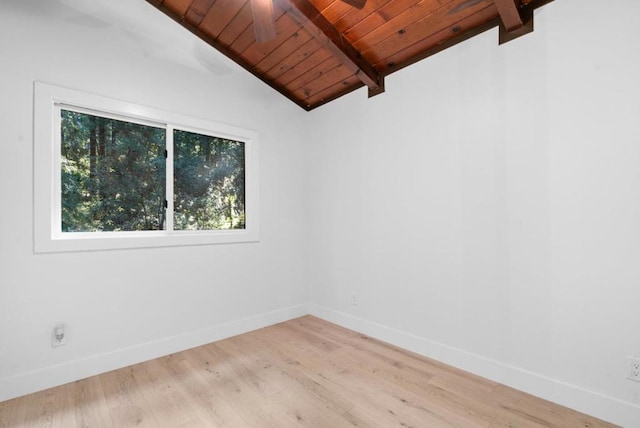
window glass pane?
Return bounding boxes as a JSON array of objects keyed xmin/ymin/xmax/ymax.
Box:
[
  {"xmin": 60, "ymin": 110, "xmax": 166, "ymax": 232},
  {"xmin": 173, "ymin": 129, "xmax": 245, "ymax": 230}
]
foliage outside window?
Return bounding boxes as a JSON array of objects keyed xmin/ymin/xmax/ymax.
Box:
[
  {"xmin": 61, "ymin": 111, "xmax": 167, "ymax": 232},
  {"xmin": 173, "ymin": 129, "xmax": 245, "ymax": 231},
  {"xmin": 34, "ymin": 82, "xmax": 258, "ymax": 252}
]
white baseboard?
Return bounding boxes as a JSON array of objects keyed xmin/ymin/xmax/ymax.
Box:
[
  {"xmin": 309, "ymin": 304, "xmax": 640, "ymax": 428},
  {"xmin": 0, "ymin": 303, "xmax": 308, "ymax": 402},
  {"xmin": 4, "ymin": 302, "xmax": 638, "ymax": 427}
]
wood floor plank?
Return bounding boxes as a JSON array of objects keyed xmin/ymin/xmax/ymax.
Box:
[
  {"xmin": 265, "ymin": 387, "xmax": 346, "ymax": 428},
  {"xmin": 21, "ymin": 384, "xmax": 75, "ymax": 428},
  {"xmin": 99, "ymin": 366, "xmax": 158, "ymax": 428},
  {"xmin": 288, "ymin": 316, "xmax": 504, "ymax": 426},
  {"xmin": 66, "ymin": 377, "xmax": 113, "ymax": 428},
  {"xmin": 182, "ymin": 344, "xmax": 290, "ymax": 427},
  {"xmin": 155, "ymin": 353, "xmax": 249, "ymax": 427},
  {"xmin": 0, "ymin": 316, "xmax": 618, "ymax": 428},
  {"xmin": 0, "ymin": 396, "xmax": 28, "ymax": 428},
  {"xmin": 239, "ymin": 329, "xmax": 362, "ymax": 420},
  {"xmin": 174, "ymin": 419, "xmax": 206, "ymax": 428},
  {"xmin": 255, "ymin": 325, "xmax": 470, "ymax": 427},
  {"xmin": 492, "ymin": 384, "xmax": 616, "ymax": 428},
  {"xmin": 223, "ymin": 333, "xmax": 358, "ymax": 426},
  {"xmin": 129, "ymin": 359, "xmax": 200, "ymax": 428}
]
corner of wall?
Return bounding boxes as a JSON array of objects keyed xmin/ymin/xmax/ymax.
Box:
[{"xmin": 308, "ymin": 304, "xmax": 640, "ymax": 428}]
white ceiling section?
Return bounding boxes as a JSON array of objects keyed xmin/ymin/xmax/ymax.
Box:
[{"xmin": 7, "ymin": 0, "xmax": 242, "ymax": 76}]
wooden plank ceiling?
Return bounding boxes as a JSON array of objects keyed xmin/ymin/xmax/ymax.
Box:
[{"xmin": 146, "ymin": 0, "xmax": 554, "ymax": 110}]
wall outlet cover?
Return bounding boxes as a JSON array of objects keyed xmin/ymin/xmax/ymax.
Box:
[
  {"xmin": 627, "ymin": 356, "xmax": 640, "ymax": 382},
  {"xmin": 51, "ymin": 324, "xmax": 67, "ymax": 348}
]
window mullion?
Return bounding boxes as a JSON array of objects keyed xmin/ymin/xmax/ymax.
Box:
[{"xmin": 166, "ymin": 125, "xmax": 174, "ymax": 232}]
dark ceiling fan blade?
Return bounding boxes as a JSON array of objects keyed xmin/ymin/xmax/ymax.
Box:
[
  {"xmin": 250, "ymin": 0, "xmax": 277, "ymax": 43},
  {"xmin": 339, "ymin": 0, "xmax": 366, "ymax": 9}
]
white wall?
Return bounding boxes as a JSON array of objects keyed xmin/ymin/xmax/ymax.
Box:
[
  {"xmin": 0, "ymin": 0, "xmax": 309, "ymax": 400},
  {"xmin": 307, "ymin": 1, "xmax": 640, "ymax": 426},
  {"xmin": 2, "ymin": 0, "xmax": 640, "ymax": 426}
]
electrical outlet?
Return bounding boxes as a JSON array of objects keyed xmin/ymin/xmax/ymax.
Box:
[
  {"xmin": 52, "ymin": 324, "xmax": 66, "ymax": 348},
  {"xmin": 350, "ymin": 292, "xmax": 359, "ymax": 306},
  {"xmin": 627, "ymin": 356, "xmax": 640, "ymax": 382}
]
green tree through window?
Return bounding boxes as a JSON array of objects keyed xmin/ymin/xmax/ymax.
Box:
[
  {"xmin": 60, "ymin": 110, "xmax": 246, "ymax": 233},
  {"xmin": 61, "ymin": 110, "xmax": 166, "ymax": 232},
  {"xmin": 174, "ymin": 129, "xmax": 245, "ymax": 230}
]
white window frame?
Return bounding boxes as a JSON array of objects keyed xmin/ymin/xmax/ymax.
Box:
[{"xmin": 34, "ymin": 82, "xmax": 259, "ymax": 252}]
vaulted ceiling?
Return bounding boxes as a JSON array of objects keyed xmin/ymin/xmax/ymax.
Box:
[{"xmin": 146, "ymin": 0, "xmax": 554, "ymax": 110}]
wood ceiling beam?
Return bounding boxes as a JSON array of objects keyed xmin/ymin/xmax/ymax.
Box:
[
  {"xmin": 496, "ymin": 0, "xmax": 554, "ymax": 44},
  {"xmin": 275, "ymin": 0, "xmax": 384, "ymax": 94},
  {"xmin": 382, "ymin": 0, "xmax": 554, "ymax": 75},
  {"xmin": 498, "ymin": 6, "xmax": 532, "ymax": 44},
  {"xmin": 493, "ymin": 0, "xmax": 523, "ymax": 32}
]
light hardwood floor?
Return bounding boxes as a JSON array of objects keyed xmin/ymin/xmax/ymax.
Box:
[{"xmin": 0, "ymin": 316, "xmax": 617, "ymax": 427}]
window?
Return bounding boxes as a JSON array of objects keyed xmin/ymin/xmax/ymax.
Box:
[
  {"xmin": 60, "ymin": 109, "xmax": 167, "ymax": 233},
  {"xmin": 34, "ymin": 82, "xmax": 258, "ymax": 252}
]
